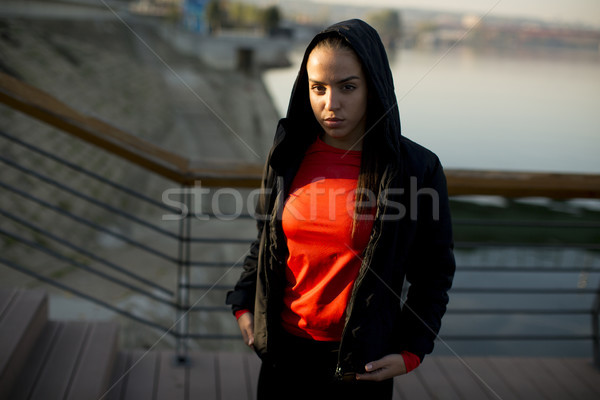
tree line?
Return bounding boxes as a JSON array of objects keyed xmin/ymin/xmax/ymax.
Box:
[{"xmin": 206, "ymin": 0, "xmax": 281, "ymax": 35}]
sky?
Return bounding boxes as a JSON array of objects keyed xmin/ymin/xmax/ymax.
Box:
[{"xmin": 312, "ymin": 0, "xmax": 600, "ymax": 28}]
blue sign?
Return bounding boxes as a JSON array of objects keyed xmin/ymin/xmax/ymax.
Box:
[{"xmin": 183, "ymin": 0, "xmax": 209, "ymax": 33}]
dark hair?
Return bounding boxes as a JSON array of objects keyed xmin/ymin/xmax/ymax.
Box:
[{"xmin": 310, "ymin": 34, "xmax": 384, "ymax": 237}]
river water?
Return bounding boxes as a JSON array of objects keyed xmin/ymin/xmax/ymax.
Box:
[{"xmin": 264, "ymin": 46, "xmax": 600, "ymax": 174}]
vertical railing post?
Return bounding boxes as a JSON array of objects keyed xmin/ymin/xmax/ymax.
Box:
[
  {"xmin": 592, "ymin": 282, "xmax": 600, "ymax": 369},
  {"xmin": 176, "ymin": 186, "xmax": 191, "ymax": 365}
]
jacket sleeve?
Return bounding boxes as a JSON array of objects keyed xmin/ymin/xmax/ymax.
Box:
[
  {"xmin": 400, "ymin": 156, "xmax": 456, "ymax": 359},
  {"xmin": 225, "ymin": 158, "xmax": 273, "ymax": 315}
]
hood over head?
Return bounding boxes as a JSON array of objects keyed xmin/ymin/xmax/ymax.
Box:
[{"xmin": 272, "ymin": 19, "xmax": 401, "ymax": 169}]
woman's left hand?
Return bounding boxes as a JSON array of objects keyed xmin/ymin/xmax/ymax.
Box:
[{"xmin": 355, "ymin": 354, "xmax": 407, "ymax": 381}]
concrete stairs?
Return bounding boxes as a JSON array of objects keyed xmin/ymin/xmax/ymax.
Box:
[{"xmin": 0, "ymin": 289, "xmax": 119, "ymax": 400}]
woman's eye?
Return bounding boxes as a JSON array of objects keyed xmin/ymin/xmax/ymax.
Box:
[
  {"xmin": 343, "ymin": 84, "xmax": 356, "ymax": 91},
  {"xmin": 312, "ymin": 85, "xmax": 326, "ymax": 93}
]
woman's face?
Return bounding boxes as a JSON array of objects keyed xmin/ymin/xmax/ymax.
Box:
[{"xmin": 306, "ymin": 46, "xmax": 368, "ymax": 150}]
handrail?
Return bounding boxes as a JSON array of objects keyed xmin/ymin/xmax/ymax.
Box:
[
  {"xmin": 446, "ymin": 169, "xmax": 600, "ymax": 199},
  {"xmin": 0, "ymin": 71, "xmax": 191, "ymax": 184},
  {"xmin": 2, "ymin": 71, "xmax": 600, "ymax": 197}
]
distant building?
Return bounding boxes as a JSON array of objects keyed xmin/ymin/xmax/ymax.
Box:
[{"xmin": 183, "ymin": 0, "xmax": 209, "ymax": 33}]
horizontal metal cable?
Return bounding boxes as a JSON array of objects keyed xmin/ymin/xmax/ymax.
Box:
[
  {"xmin": 0, "ymin": 227, "xmax": 176, "ymax": 307},
  {"xmin": 208, "ymin": 334, "xmax": 595, "ymax": 341},
  {"xmin": 180, "ymin": 305, "xmax": 592, "ymax": 315},
  {"xmin": 188, "ymin": 212, "xmax": 255, "ymax": 220},
  {"xmin": 0, "ymin": 256, "xmax": 173, "ymax": 335},
  {"xmin": 451, "ymin": 287, "xmax": 598, "ymax": 294},
  {"xmin": 0, "ymin": 154, "xmax": 180, "ymax": 240},
  {"xmin": 188, "ymin": 236, "xmax": 253, "ymax": 244},
  {"xmin": 456, "ymin": 241, "xmax": 600, "ymax": 250},
  {"xmin": 188, "ymin": 305, "xmax": 230, "ymax": 312},
  {"xmin": 0, "ymin": 180, "xmax": 178, "ymax": 264},
  {"xmin": 0, "ymin": 207, "xmax": 173, "ymax": 297},
  {"xmin": 446, "ymin": 308, "xmax": 591, "ymax": 315},
  {"xmin": 189, "ymin": 214, "xmax": 600, "ymax": 227},
  {"xmin": 453, "ymin": 218, "xmax": 600, "ymax": 229},
  {"xmin": 186, "ymin": 333, "xmax": 241, "ymax": 340},
  {"xmin": 439, "ymin": 334, "xmax": 593, "ymax": 341},
  {"xmin": 0, "ymin": 129, "xmax": 178, "ymax": 213},
  {"xmin": 180, "ymin": 284, "xmax": 232, "ymax": 290},
  {"xmin": 189, "ymin": 260, "xmax": 245, "ymax": 268},
  {"xmin": 458, "ymin": 266, "xmax": 600, "ymax": 273}
]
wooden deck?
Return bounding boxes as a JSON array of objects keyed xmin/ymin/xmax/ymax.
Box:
[
  {"xmin": 104, "ymin": 350, "xmax": 600, "ymax": 400},
  {"xmin": 3, "ymin": 289, "xmax": 600, "ymax": 399}
]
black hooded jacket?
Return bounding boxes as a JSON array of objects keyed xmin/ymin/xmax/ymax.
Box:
[{"xmin": 226, "ymin": 19, "xmax": 455, "ymax": 378}]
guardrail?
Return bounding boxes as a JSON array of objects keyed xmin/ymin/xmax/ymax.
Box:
[{"xmin": 1, "ymin": 70, "xmax": 599, "ymax": 368}]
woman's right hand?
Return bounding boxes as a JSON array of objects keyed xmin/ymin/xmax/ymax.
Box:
[{"xmin": 237, "ymin": 312, "xmax": 255, "ymax": 349}]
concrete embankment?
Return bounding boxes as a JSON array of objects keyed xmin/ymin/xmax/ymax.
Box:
[{"xmin": 0, "ymin": 4, "xmax": 287, "ymax": 349}]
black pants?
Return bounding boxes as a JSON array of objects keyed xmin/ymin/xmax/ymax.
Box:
[{"xmin": 257, "ymin": 331, "xmax": 393, "ymax": 400}]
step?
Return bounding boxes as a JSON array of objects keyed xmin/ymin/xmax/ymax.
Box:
[
  {"xmin": 9, "ymin": 320, "xmax": 119, "ymax": 400},
  {"xmin": 0, "ymin": 288, "xmax": 48, "ymax": 398},
  {"xmin": 106, "ymin": 350, "xmax": 197, "ymax": 400},
  {"xmin": 105, "ymin": 350, "xmax": 262, "ymax": 400}
]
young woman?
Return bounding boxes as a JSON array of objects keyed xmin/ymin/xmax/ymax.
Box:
[{"xmin": 226, "ymin": 19, "xmax": 455, "ymax": 399}]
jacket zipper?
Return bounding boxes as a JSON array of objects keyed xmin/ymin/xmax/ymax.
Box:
[{"xmin": 335, "ymin": 168, "xmax": 392, "ymax": 379}]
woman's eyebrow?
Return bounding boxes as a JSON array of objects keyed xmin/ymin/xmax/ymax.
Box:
[{"xmin": 309, "ymin": 76, "xmax": 361, "ymax": 85}]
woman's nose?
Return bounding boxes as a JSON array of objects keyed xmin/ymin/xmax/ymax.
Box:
[{"xmin": 325, "ymin": 90, "xmax": 340, "ymax": 111}]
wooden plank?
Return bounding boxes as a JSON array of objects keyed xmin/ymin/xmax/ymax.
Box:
[
  {"xmin": 446, "ymin": 169, "xmax": 600, "ymax": 199},
  {"xmin": 538, "ymin": 358, "xmax": 599, "ymax": 400},
  {"xmin": 394, "ymin": 368, "xmax": 433, "ymax": 400},
  {"xmin": 66, "ymin": 322, "xmax": 119, "ymax": 400},
  {"xmin": 188, "ymin": 352, "xmax": 217, "ymax": 400},
  {"xmin": 560, "ymin": 358, "xmax": 600, "ymax": 397},
  {"xmin": 458, "ymin": 358, "xmax": 519, "ymax": 400},
  {"xmin": 0, "ymin": 289, "xmax": 47, "ymax": 399},
  {"xmin": 10, "ymin": 321, "xmax": 62, "ymax": 400},
  {"xmin": 416, "ymin": 357, "xmax": 462, "ymax": 400},
  {"xmin": 121, "ymin": 350, "xmax": 159, "ymax": 400},
  {"xmin": 218, "ymin": 352, "xmax": 250, "ymax": 400},
  {"xmin": 512, "ymin": 358, "xmax": 568, "ymax": 400},
  {"xmin": 104, "ymin": 351, "xmax": 131, "ymax": 400},
  {"xmin": 0, "ymin": 288, "xmax": 17, "ymax": 318},
  {"xmin": 29, "ymin": 321, "xmax": 89, "ymax": 400},
  {"xmin": 435, "ymin": 357, "xmax": 498, "ymax": 399},
  {"xmin": 243, "ymin": 352, "xmax": 261, "ymax": 400},
  {"xmin": 487, "ymin": 357, "xmax": 542, "ymax": 399},
  {"xmin": 155, "ymin": 351, "xmax": 186, "ymax": 400},
  {"xmin": 0, "ymin": 289, "xmax": 19, "ymax": 382}
]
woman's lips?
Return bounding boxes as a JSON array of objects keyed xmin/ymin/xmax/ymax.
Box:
[{"xmin": 323, "ymin": 118, "xmax": 343, "ymax": 128}]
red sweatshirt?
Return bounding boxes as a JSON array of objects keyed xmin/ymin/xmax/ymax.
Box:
[{"xmin": 280, "ymin": 137, "xmax": 371, "ymax": 341}]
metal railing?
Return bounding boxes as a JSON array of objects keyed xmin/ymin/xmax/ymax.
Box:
[
  {"xmin": 1, "ymin": 70, "xmax": 600, "ymax": 369},
  {"xmin": 446, "ymin": 218, "xmax": 600, "ymax": 364}
]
